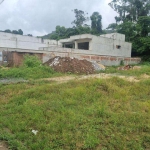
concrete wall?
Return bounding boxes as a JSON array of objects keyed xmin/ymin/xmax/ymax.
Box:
[
  {"xmin": 100, "ymin": 33, "xmax": 125, "ymax": 41},
  {"xmin": 91, "ymin": 36, "xmax": 131, "ymax": 57},
  {"xmin": 0, "ymin": 47, "xmax": 141, "ymax": 66},
  {"xmin": 0, "ymin": 32, "xmax": 57, "ymax": 50},
  {"xmin": 0, "ymin": 33, "xmax": 139, "ymax": 66},
  {"xmin": 40, "ymin": 47, "xmax": 140, "ymax": 66},
  {"xmin": 75, "ymin": 39, "xmax": 92, "ymax": 50},
  {"xmin": 58, "ymin": 34, "xmax": 131, "ymax": 57}
]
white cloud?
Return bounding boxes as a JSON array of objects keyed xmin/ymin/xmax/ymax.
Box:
[{"xmin": 0, "ymin": 0, "xmax": 118, "ymax": 36}]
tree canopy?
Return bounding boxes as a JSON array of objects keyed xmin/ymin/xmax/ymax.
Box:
[
  {"xmin": 3, "ymin": 29, "xmax": 24, "ymax": 35},
  {"xmin": 42, "ymin": 10, "xmax": 103, "ymax": 40},
  {"xmin": 90, "ymin": 12, "xmax": 103, "ymax": 34},
  {"xmin": 109, "ymin": 0, "xmax": 150, "ymax": 22},
  {"xmin": 71, "ymin": 9, "xmax": 89, "ymax": 27},
  {"xmin": 108, "ymin": 0, "xmax": 150, "ymax": 59}
]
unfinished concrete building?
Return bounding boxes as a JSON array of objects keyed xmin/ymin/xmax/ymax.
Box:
[
  {"xmin": 0, "ymin": 32, "xmax": 140, "ymax": 66},
  {"xmin": 41, "ymin": 33, "xmax": 140, "ymax": 66}
]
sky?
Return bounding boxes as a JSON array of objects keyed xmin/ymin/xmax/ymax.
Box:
[{"xmin": 0, "ymin": 0, "xmax": 117, "ymax": 36}]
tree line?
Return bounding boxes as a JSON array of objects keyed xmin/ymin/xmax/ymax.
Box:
[
  {"xmin": 43, "ymin": 0, "xmax": 150, "ymax": 60},
  {"xmin": 108, "ymin": 0, "xmax": 150, "ymax": 59},
  {"xmin": 42, "ymin": 10, "xmax": 103, "ymax": 40},
  {"xmin": 1, "ymin": 29, "xmax": 33, "ymax": 36}
]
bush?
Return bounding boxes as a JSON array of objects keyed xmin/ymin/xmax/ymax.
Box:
[
  {"xmin": 23, "ymin": 55, "xmax": 42, "ymax": 68},
  {"xmin": 0, "ymin": 55, "xmax": 60, "ymax": 79}
]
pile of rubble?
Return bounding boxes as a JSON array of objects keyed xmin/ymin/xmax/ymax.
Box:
[{"xmin": 44, "ymin": 57, "xmax": 105, "ymax": 74}]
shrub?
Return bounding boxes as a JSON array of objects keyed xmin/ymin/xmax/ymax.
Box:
[{"xmin": 23, "ymin": 55, "xmax": 42, "ymax": 68}]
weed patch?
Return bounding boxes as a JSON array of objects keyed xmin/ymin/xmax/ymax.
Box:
[{"xmin": 0, "ymin": 55, "xmax": 62, "ymax": 80}]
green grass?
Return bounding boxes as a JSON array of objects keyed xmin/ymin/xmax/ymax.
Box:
[
  {"xmin": 0, "ymin": 66, "xmax": 61, "ymax": 80},
  {"xmin": 103, "ymin": 63, "xmax": 150, "ymax": 77},
  {"xmin": 0, "ymin": 55, "xmax": 62, "ymax": 80},
  {"xmin": 0, "ymin": 76, "xmax": 150, "ymax": 149}
]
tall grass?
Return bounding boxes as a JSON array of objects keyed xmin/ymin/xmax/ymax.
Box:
[{"xmin": 0, "ymin": 77, "xmax": 150, "ymax": 149}]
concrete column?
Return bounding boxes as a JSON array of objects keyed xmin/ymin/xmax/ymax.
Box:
[
  {"xmin": 89, "ymin": 41, "xmax": 92, "ymax": 50},
  {"xmin": 75, "ymin": 41, "xmax": 78, "ymax": 49},
  {"xmin": 73, "ymin": 43, "xmax": 75, "ymax": 49}
]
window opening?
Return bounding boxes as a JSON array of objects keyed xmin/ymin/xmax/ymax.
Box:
[
  {"xmin": 78, "ymin": 42, "xmax": 89, "ymax": 50},
  {"xmin": 116, "ymin": 45, "xmax": 121, "ymax": 49}
]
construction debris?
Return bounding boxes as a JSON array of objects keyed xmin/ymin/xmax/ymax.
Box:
[
  {"xmin": 32, "ymin": 130, "xmax": 38, "ymax": 135},
  {"xmin": 44, "ymin": 57, "xmax": 96, "ymax": 74},
  {"xmin": 117, "ymin": 65, "xmax": 133, "ymax": 70},
  {"xmin": 92, "ymin": 61, "xmax": 105, "ymax": 71},
  {"xmin": 117, "ymin": 65, "xmax": 141, "ymax": 71}
]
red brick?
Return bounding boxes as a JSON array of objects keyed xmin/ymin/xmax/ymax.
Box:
[{"xmin": 110, "ymin": 57, "xmax": 117, "ymax": 61}]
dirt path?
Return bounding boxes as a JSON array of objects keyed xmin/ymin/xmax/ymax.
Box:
[
  {"xmin": 0, "ymin": 141, "xmax": 8, "ymax": 150},
  {"xmin": 42, "ymin": 73, "xmax": 150, "ymax": 83},
  {"xmin": 1, "ymin": 73, "xmax": 149, "ymax": 85}
]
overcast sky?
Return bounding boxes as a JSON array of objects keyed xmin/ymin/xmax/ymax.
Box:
[{"xmin": 0, "ymin": 0, "xmax": 117, "ymax": 36}]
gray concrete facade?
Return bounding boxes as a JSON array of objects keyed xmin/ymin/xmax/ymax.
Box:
[
  {"xmin": 0, "ymin": 32, "xmax": 57, "ymax": 50},
  {"xmin": 59, "ymin": 33, "xmax": 132, "ymax": 57},
  {"xmin": 0, "ymin": 32, "xmax": 140, "ymax": 66}
]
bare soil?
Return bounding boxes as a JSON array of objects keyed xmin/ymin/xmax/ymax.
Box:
[
  {"xmin": 0, "ymin": 141, "xmax": 8, "ymax": 150},
  {"xmin": 44, "ymin": 57, "xmax": 95, "ymax": 74},
  {"xmin": 43, "ymin": 73, "xmax": 150, "ymax": 83}
]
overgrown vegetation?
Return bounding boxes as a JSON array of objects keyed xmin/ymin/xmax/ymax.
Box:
[
  {"xmin": 104, "ymin": 63, "xmax": 150, "ymax": 77},
  {"xmin": 0, "ymin": 55, "xmax": 61, "ymax": 79},
  {"xmin": 1, "ymin": 55, "xmax": 150, "ymax": 80},
  {"xmin": 0, "ymin": 75, "xmax": 150, "ymax": 149},
  {"xmin": 0, "ymin": 59, "xmax": 150, "ymax": 149}
]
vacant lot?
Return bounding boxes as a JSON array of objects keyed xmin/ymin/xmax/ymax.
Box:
[{"xmin": 0, "ymin": 60, "xmax": 150, "ymax": 149}]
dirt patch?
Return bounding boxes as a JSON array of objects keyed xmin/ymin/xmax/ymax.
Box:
[
  {"xmin": 42, "ymin": 73, "xmax": 141, "ymax": 83},
  {"xmin": 0, "ymin": 141, "xmax": 8, "ymax": 150},
  {"xmin": 141, "ymin": 74, "xmax": 150, "ymax": 79},
  {"xmin": 44, "ymin": 57, "xmax": 95, "ymax": 74}
]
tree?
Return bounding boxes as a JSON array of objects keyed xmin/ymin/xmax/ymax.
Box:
[
  {"xmin": 4, "ymin": 29, "xmax": 11, "ymax": 33},
  {"xmin": 27, "ymin": 34, "xmax": 33, "ymax": 36},
  {"xmin": 11, "ymin": 29, "xmax": 24, "ymax": 35},
  {"xmin": 90, "ymin": 12, "xmax": 102, "ymax": 34},
  {"xmin": 12, "ymin": 30, "xmax": 19, "ymax": 34},
  {"xmin": 18, "ymin": 29, "xmax": 23, "ymax": 35},
  {"xmin": 55, "ymin": 26, "xmax": 66, "ymax": 38},
  {"xmin": 106, "ymin": 23, "xmax": 117, "ymax": 31},
  {"xmin": 72, "ymin": 9, "xmax": 89, "ymax": 27},
  {"xmin": 132, "ymin": 16, "xmax": 150, "ymax": 56},
  {"xmin": 109, "ymin": 0, "xmax": 150, "ymax": 23},
  {"xmin": 137, "ymin": 16, "xmax": 150, "ymax": 36},
  {"xmin": 117, "ymin": 21, "xmax": 136, "ymax": 41},
  {"xmin": 75, "ymin": 26, "xmax": 91, "ymax": 35}
]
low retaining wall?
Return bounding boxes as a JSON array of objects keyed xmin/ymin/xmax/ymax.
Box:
[
  {"xmin": 0, "ymin": 48, "xmax": 141, "ymax": 67},
  {"xmin": 43, "ymin": 51, "xmax": 141, "ymax": 66}
]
